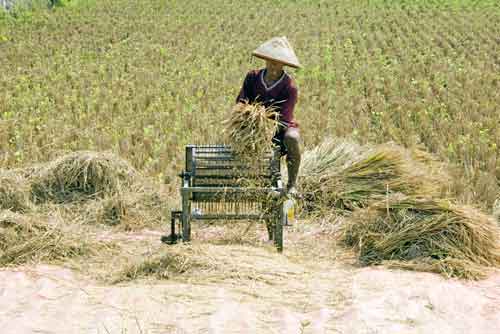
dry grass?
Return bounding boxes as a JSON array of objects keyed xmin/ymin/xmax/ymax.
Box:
[
  {"xmin": 33, "ymin": 176, "xmax": 168, "ymax": 230},
  {"xmin": 224, "ymin": 102, "xmax": 280, "ymax": 158},
  {"xmin": 341, "ymin": 195, "xmax": 500, "ymax": 279},
  {"xmin": 1, "ymin": 150, "xmax": 167, "ymax": 234},
  {"xmin": 111, "ymin": 244, "xmax": 209, "ymax": 283},
  {"xmin": 30, "ymin": 151, "xmax": 138, "ymax": 203},
  {"xmin": 0, "ymin": 170, "xmax": 31, "ymax": 212},
  {"xmin": 79, "ymin": 185, "xmax": 166, "ymax": 230},
  {"xmin": 21, "ymin": 150, "xmax": 167, "ymax": 230},
  {"xmin": 111, "ymin": 242, "xmax": 306, "ymax": 285},
  {"xmin": 0, "ymin": 151, "xmax": 161, "ymax": 271},
  {"xmin": 0, "ymin": 209, "xmax": 111, "ymax": 266}
]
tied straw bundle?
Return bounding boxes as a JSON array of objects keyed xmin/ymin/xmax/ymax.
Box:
[
  {"xmin": 341, "ymin": 195, "xmax": 500, "ymax": 279},
  {"xmin": 299, "ymin": 138, "xmax": 444, "ymax": 214},
  {"xmin": 224, "ymin": 101, "xmax": 281, "ymax": 158}
]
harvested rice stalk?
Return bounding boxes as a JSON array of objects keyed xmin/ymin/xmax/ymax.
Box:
[
  {"xmin": 0, "ymin": 210, "xmax": 106, "ymax": 266},
  {"xmin": 79, "ymin": 186, "xmax": 165, "ymax": 230},
  {"xmin": 111, "ymin": 242, "xmax": 305, "ymax": 284},
  {"xmin": 83, "ymin": 195, "xmax": 127, "ymax": 226},
  {"xmin": 44, "ymin": 179, "xmax": 168, "ymax": 231},
  {"xmin": 0, "ymin": 170, "xmax": 31, "ymax": 212},
  {"xmin": 341, "ymin": 195, "xmax": 500, "ymax": 279},
  {"xmin": 299, "ymin": 138, "xmax": 365, "ymax": 178},
  {"xmin": 31, "ymin": 151, "xmax": 137, "ymax": 203},
  {"xmin": 224, "ymin": 101, "xmax": 280, "ymax": 159},
  {"xmin": 384, "ymin": 258, "xmax": 487, "ymax": 281},
  {"xmin": 299, "ymin": 138, "xmax": 447, "ymax": 213},
  {"xmin": 112, "ymin": 245, "xmax": 210, "ymax": 283},
  {"xmin": 33, "ymin": 176, "xmax": 167, "ymax": 230}
]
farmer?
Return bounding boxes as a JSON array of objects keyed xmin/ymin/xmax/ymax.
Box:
[{"xmin": 236, "ymin": 36, "xmax": 301, "ymax": 195}]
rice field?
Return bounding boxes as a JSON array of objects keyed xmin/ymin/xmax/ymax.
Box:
[{"xmin": 0, "ymin": 0, "xmax": 499, "ymax": 208}]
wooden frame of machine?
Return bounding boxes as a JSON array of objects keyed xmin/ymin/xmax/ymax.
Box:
[{"xmin": 162, "ymin": 145, "xmax": 286, "ymax": 252}]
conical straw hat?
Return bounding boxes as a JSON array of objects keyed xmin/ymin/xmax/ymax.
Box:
[{"xmin": 252, "ymin": 36, "xmax": 301, "ymax": 68}]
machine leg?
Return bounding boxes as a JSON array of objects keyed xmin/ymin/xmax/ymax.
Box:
[
  {"xmin": 274, "ymin": 202, "xmax": 284, "ymax": 252},
  {"xmin": 266, "ymin": 219, "xmax": 274, "ymax": 241},
  {"xmin": 161, "ymin": 211, "xmax": 182, "ymax": 244},
  {"xmin": 181, "ymin": 191, "xmax": 191, "ymax": 242}
]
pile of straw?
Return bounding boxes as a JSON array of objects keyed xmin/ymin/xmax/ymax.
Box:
[
  {"xmin": 0, "ymin": 170, "xmax": 31, "ymax": 212},
  {"xmin": 31, "ymin": 151, "xmax": 137, "ymax": 203},
  {"xmin": 1, "ymin": 151, "xmax": 165, "ymax": 231},
  {"xmin": 0, "ymin": 151, "xmax": 166, "ymax": 270},
  {"xmin": 341, "ymin": 195, "xmax": 500, "ymax": 279},
  {"xmin": 79, "ymin": 184, "xmax": 166, "ymax": 230},
  {"xmin": 0, "ymin": 210, "xmax": 101, "ymax": 266},
  {"xmin": 301, "ymin": 138, "xmax": 500, "ymax": 279},
  {"xmin": 299, "ymin": 138, "xmax": 444, "ymax": 213},
  {"xmin": 224, "ymin": 102, "xmax": 280, "ymax": 158}
]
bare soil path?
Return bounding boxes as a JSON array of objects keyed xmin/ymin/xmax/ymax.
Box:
[{"xmin": 1, "ymin": 223, "xmax": 499, "ymax": 334}]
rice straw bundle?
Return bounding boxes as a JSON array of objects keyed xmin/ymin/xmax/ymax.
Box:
[
  {"xmin": 299, "ymin": 138, "xmax": 443, "ymax": 213},
  {"xmin": 0, "ymin": 170, "xmax": 31, "ymax": 212},
  {"xmin": 224, "ymin": 102, "xmax": 280, "ymax": 158},
  {"xmin": 31, "ymin": 151, "xmax": 137, "ymax": 203},
  {"xmin": 299, "ymin": 138, "xmax": 365, "ymax": 178},
  {"xmin": 341, "ymin": 195, "xmax": 500, "ymax": 279},
  {"xmin": 0, "ymin": 210, "xmax": 102, "ymax": 266}
]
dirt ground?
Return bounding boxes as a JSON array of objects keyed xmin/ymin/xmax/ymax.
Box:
[{"xmin": 1, "ymin": 222, "xmax": 499, "ymax": 334}]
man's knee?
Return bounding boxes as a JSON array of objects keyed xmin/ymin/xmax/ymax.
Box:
[
  {"xmin": 283, "ymin": 128, "xmax": 301, "ymax": 157},
  {"xmin": 284, "ymin": 128, "xmax": 300, "ymax": 141}
]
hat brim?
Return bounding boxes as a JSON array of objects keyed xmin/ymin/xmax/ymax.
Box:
[{"xmin": 252, "ymin": 52, "xmax": 301, "ymax": 69}]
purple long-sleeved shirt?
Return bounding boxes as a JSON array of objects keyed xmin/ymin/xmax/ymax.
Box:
[{"xmin": 236, "ymin": 69, "xmax": 298, "ymax": 128}]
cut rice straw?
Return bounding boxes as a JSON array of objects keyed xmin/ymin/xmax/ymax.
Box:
[
  {"xmin": 30, "ymin": 151, "xmax": 137, "ymax": 203},
  {"xmin": 0, "ymin": 170, "xmax": 31, "ymax": 212},
  {"xmin": 341, "ymin": 195, "xmax": 500, "ymax": 279},
  {"xmin": 0, "ymin": 210, "xmax": 110, "ymax": 266},
  {"xmin": 223, "ymin": 101, "xmax": 281, "ymax": 159},
  {"xmin": 299, "ymin": 138, "xmax": 447, "ymax": 214}
]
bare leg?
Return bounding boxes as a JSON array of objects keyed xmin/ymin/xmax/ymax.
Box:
[{"xmin": 283, "ymin": 128, "xmax": 301, "ymax": 192}]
